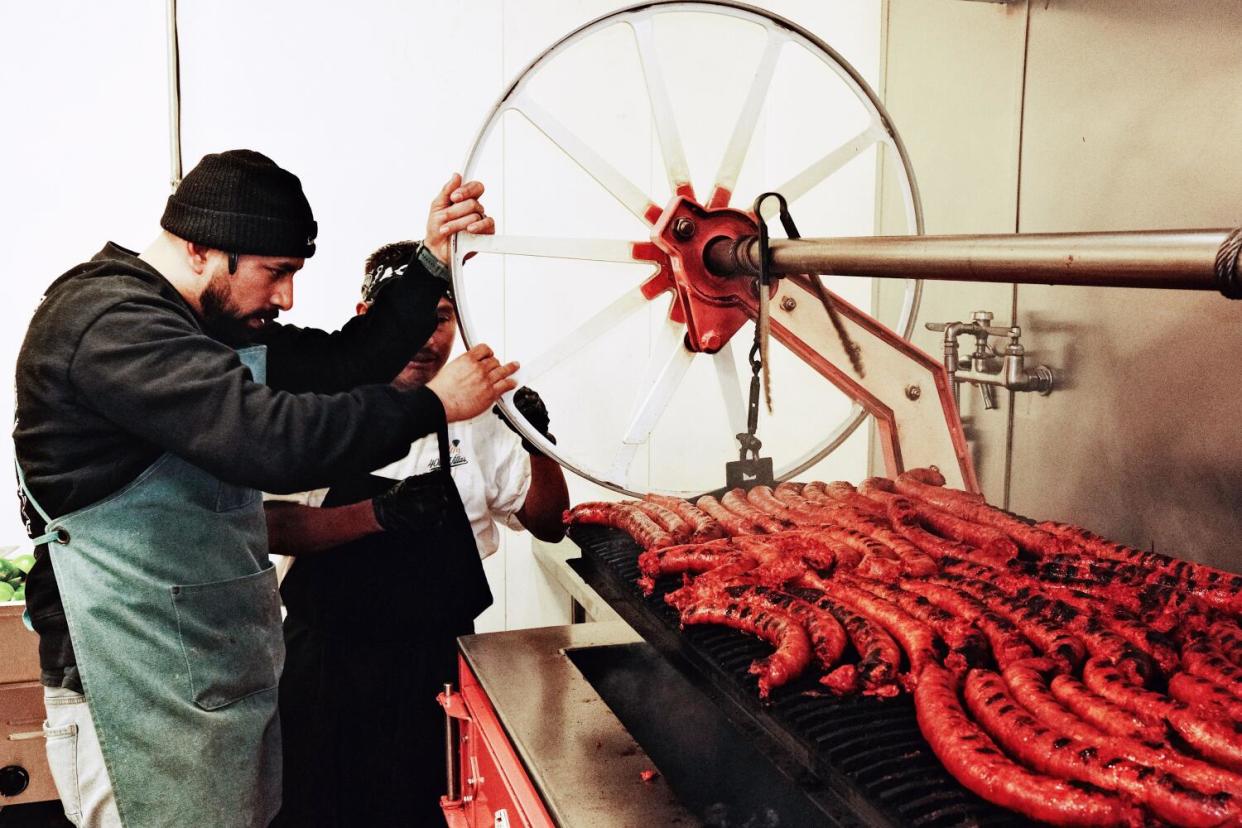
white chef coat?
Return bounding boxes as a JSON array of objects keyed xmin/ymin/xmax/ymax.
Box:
[
  {"xmin": 371, "ymin": 409, "xmax": 531, "ymax": 558},
  {"xmin": 268, "ymin": 411, "xmax": 531, "ymax": 582}
]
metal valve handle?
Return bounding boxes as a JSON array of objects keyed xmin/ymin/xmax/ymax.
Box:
[{"xmin": 924, "ymin": 320, "xmax": 1014, "ymax": 339}]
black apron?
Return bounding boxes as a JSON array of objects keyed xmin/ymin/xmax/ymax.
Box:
[{"xmin": 274, "ymin": 421, "xmax": 491, "ymax": 827}]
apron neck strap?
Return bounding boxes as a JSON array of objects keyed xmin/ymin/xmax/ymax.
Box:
[
  {"xmin": 436, "ymin": 418, "xmax": 451, "ymax": 477},
  {"xmin": 13, "ymin": 460, "xmax": 53, "ymax": 525},
  {"xmin": 14, "ymin": 460, "xmax": 62, "ymax": 546}
]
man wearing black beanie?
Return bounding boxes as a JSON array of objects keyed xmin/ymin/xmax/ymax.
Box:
[{"xmin": 13, "ymin": 150, "xmax": 516, "ymax": 828}]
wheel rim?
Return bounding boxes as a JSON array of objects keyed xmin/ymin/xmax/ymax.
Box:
[{"xmin": 453, "ymin": 0, "xmax": 924, "ymax": 497}]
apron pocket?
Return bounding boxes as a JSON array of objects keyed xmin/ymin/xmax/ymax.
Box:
[
  {"xmin": 172, "ymin": 567, "xmax": 283, "ymax": 711},
  {"xmin": 215, "ymin": 480, "xmax": 260, "ymax": 512}
]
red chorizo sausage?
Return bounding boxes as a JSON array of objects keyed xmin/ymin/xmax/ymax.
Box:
[
  {"xmin": 1040, "ymin": 522, "xmax": 1242, "ymax": 615},
  {"xmin": 564, "ymin": 501, "xmax": 674, "ymax": 549},
  {"xmin": 745, "ymin": 485, "xmax": 806, "ymax": 525},
  {"xmin": 722, "ymin": 489, "xmax": 788, "ymax": 534},
  {"xmin": 883, "ymin": 497, "xmax": 1006, "ymax": 569},
  {"xmin": 718, "ymin": 583, "xmax": 848, "ymax": 671},
  {"xmin": 731, "ymin": 532, "xmax": 836, "ymax": 572},
  {"xmin": 1082, "ymin": 658, "xmax": 1242, "ymax": 772},
  {"xmin": 893, "ymin": 475, "xmax": 1066, "ymax": 555},
  {"xmin": 966, "ymin": 669, "xmax": 1239, "ymax": 827},
  {"xmin": 840, "ymin": 575, "xmax": 987, "ymax": 671},
  {"xmin": 863, "ymin": 477, "xmax": 1018, "ymax": 562},
  {"xmin": 900, "ymin": 578, "xmax": 1036, "ymax": 669},
  {"xmin": 791, "ymin": 587, "xmax": 901, "ymax": 697},
  {"xmin": 644, "ymin": 493, "xmax": 728, "ymax": 542},
  {"xmin": 696, "ymin": 495, "xmax": 764, "ymax": 536},
  {"xmin": 1207, "ymin": 617, "xmax": 1242, "ymax": 669},
  {"xmin": 809, "ymin": 577, "xmax": 942, "ymax": 685},
  {"xmin": 914, "ymin": 663, "xmax": 1140, "ymax": 826},
  {"xmin": 1168, "ymin": 672, "xmax": 1242, "ymax": 724},
  {"xmin": 806, "ymin": 481, "xmax": 889, "ymax": 519},
  {"xmin": 1007, "ymin": 660, "xmax": 1242, "ymax": 798},
  {"xmin": 677, "ymin": 595, "xmax": 811, "ymax": 698},
  {"xmin": 797, "ymin": 496, "xmax": 937, "ymax": 575},
  {"xmin": 929, "ymin": 572, "xmax": 1085, "ymax": 671},
  {"xmin": 636, "ymin": 540, "xmax": 747, "ymax": 593},
  {"xmin": 1182, "ymin": 642, "xmax": 1242, "ymax": 701},
  {"xmin": 630, "ymin": 500, "xmax": 694, "ymax": 544}
]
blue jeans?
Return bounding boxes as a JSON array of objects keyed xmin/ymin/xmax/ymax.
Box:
[{"xmin": 43, "ymin": 686, "xmax": 121, "ymax": 827}]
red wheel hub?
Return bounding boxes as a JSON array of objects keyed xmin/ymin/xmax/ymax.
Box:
[{"xmin": 634, "ymin": 195, "xmax": 759, "ymax": 354}]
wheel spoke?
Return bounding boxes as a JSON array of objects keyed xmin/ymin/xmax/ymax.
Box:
[
  {"xmin": 632, "ymin": 316, "xmax": 684, "ymax": 399},
  {"xmin": 706, "ymin": 30, "xmax": 784, "ymax": 209},
  {"xmin": 628, "ymin": 14, "xmax": 694, "ymax": 200},
  {"xmin": 519, "ymin": 287, "xmax": 650, "ymax": 384},
  {"xmin": 604, "ymin": 442, "xmax": 642, "ymax": 486},
  {"xmin": 621, "ymin": 332, "xmax": 695, "ymax": 445},
  {"xmin": 712, "ymin": 342, "xmax": 747, "ymax": 439},
  {"xmin": 606, "ymin": 330, "xmax": 695, "ymax": 485},
  {"xmin": 458, "ymin": 233, "xmax": 649, "ymax": 263},
  {"xmin": 509, "ymin": 93, "xmax": 662, "ymax": 224},
  {"xmin": 762, "ymin": 126, "xmax": 883, "ymax": 217}
]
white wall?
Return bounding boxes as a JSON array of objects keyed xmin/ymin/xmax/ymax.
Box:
[
  {"xmin": 2, "ymin": 1, "xmax": 883, "ymax": 630},
  {"xmin": 0, "ymin": 0, "xmax": 170, "ymax": 534}
]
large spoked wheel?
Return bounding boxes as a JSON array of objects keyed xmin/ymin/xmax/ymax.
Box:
[{"xmin": 453, "ymin": 0, "xmax": 923, "ymax": 498}]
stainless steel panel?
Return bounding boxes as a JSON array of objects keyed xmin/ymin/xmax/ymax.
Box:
[
  {"xmin": 456, "ymin": 622, "xmax": 697, "ymax": 827},
  {"xmin": 1011, "ymin": 0, "xmax": 1242, "ymax": 570}
]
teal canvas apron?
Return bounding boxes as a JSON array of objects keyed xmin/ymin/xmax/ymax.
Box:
[{"xmin": 17, "ymin": 346, "xmax": 283, "ymax": 827}]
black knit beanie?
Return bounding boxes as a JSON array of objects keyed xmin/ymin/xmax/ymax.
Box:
[{"xmin": 160, "ymin": 149, "xmax": 317, "ymax": 258}]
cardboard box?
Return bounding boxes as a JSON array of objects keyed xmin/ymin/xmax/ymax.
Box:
[
  {"xmin": 0, "ymin": 681, "xmax": 57, "ymax": 804},
  {"xmin": 0, "ymin": 603, "xmax": 39, "ymax": 686}
]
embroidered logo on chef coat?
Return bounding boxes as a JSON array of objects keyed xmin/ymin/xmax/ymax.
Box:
[{"xmin": 426, "ymin": 439, "xmax": 468, "ymax": 471}]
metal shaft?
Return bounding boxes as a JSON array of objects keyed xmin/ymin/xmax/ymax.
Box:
[
  {"xmin": 444, "ymin": 683, "xmax": 459, "ymax": 801},
  {"xmin": 705, "ymin": 230, "xmax": 1241, "ymax": 295}
]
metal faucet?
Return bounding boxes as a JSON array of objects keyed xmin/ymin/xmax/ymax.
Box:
[{"xmin": 925, "ymin": 311, "xmax": 1053, "ymax": 410}]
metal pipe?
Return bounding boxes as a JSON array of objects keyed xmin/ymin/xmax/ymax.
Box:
[
  {"xmin": 444, "ymin": 683, "xmax": 459, "ymax": 801},
  {"xmin": 164, "ymin": 0, "xmax": 183, "ymax": 190},
  {"xmin": 705, "ymin": 230, "xmax": 1241, "ymax": 295}
]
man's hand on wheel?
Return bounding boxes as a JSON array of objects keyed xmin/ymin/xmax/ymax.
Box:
[
  {"xmin": 427, "ymin": 343, "xmax": 518, "ymax": 422},
  {"xmin": 425, "ymin": 173, "xmax": 494, "ymax": 265}
]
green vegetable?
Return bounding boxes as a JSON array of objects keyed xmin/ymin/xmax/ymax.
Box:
[
  {"xmin": 0, "ymin": 583, "xmax": 14, "ymax": 602},
  {"xmin": 11, "ymin": 554, "xmax": 35, "ymax": 574},
  {"xmin": 12, "ymin": 586, "xmax": 24, "ymax": 602}
]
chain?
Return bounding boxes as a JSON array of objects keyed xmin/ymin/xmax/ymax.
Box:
[
  {"xmin": 734, "ymin": 193, "xmax": 866, "ymax": 466},
  {"xmin": 737, "ymin": 340, "xmax": 764, "ymax": 461},
  {"xmin": 753, "ymin": 193, "xmax": 780, "ymax": 415}
]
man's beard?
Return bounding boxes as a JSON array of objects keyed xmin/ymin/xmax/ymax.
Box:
[{"xmin": 199, "ymin": 273, "xmax": 276, "ymax": 347}]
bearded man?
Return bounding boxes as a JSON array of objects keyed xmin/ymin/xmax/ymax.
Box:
[{"xmin": 13, "ymin": 150, "xmax": 516, "ymax": 827}]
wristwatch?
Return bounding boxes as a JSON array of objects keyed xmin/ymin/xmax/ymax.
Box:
[{"xmin": 416, "ymin": 241, "xmax": 451, "ymax": 286}]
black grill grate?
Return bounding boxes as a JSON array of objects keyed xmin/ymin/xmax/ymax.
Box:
[{"xmin": 570, "ymin": 524, "xmax": 1031, "ymax": 828}]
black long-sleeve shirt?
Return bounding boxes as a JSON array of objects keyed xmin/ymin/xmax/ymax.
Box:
[{"xmin": 14, "ymin": 243, "xmax": 446, "ymax": 690}]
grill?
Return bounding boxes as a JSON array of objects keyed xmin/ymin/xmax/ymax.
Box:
[{"xmin": 568, "ymin": 524, "xmax": 1029, "ymax": 828}]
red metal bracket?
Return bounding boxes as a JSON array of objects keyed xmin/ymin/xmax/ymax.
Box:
[
  {"xmin": 438, "ymin": 689, "xmax": 472, "ymax": 722},
  {"xmin": 629, "ymin": 193, "xmax": 977, "ymax": 490},
  {"xmin": 440, "ymin": 656, "xmax": 556, "ymax": 828}
]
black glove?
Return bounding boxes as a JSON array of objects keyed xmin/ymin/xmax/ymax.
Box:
[
  {"xmin": 494, "ymin": 386, "xmax": 556, "ymax": 456},
  {"xmin": 359, "ymin": 241, "xmax": 450, "ymax": 305},
  {"xmin": 371, "ymin": 473, "xmax": 449, "ymax": 536}
]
